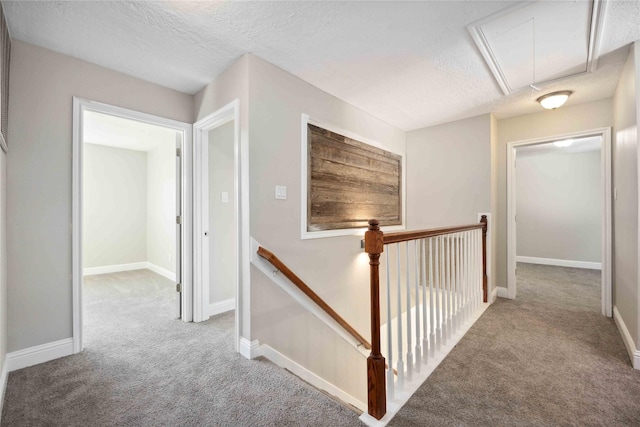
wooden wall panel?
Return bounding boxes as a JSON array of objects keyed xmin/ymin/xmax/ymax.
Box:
[{"xmin": 307, "ymin": 124, "xmax": 402, "ymax": 231}]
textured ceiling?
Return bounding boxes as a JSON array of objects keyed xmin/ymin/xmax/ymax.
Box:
[{"xmin": 3, "ymin": 1, "xmax": 640, "ymax": 131}]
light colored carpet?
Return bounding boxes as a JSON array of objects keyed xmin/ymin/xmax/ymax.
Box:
[
  {"xmin": 1, "ymin": 269, "xmax": 364, "ymax": 427},
  {"xmin": 389, "ymin": 263, "xmax": 640, "ymax": 426}
]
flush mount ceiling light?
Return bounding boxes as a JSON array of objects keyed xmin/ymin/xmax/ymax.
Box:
[{"xmin": 537, "ymin": 90, "xmax": 573, "ymax": 110}]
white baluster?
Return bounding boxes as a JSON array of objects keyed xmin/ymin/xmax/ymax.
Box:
[
  {"xmin": 452, "ymin": 233, "xmax": 458, "ymax": 334},
  {"xmin": 414, "ymin": 240, "xmax": 422, "ymax": 372},
  {"xmin": 444, "ymin": 235, "xmax": 450, "ymax": 342},
  {"xmin": 422, "ymin": 239, "xmax": 429, "ymax": 363},
  {"xmin": 464, "ymin": 231, "xmax": 469, "ymax": 323},
  {"xmin": 405, "ymin": 241, "xmax": 413, "ymax": 382},
  {"xmin": 396, "ymin": 244, "xmax": 404, "ymax": 389},
  {"xmin": 385, "ymin": 249, "xmax": 394, "ymax": 400},
  {"xmin": 429, "ymin": 237, "xmax": 436, "ymax": 357},
  {"xmin": 436, "ymin": 236, "xmax": 442, "ymax": 346}
]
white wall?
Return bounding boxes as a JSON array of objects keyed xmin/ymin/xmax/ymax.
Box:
[
  {"xmin": 496, "ymin": 99, "xmax": 613, "ymax": 289},
  {"xmin": 83, "ymin": 143, "xmax": 148, "ymax": 268},
  {"xmin": 516, "ymin": 145, "xmax": 601, "ymax": 263},
  {"xmin": 147, "ymin": 140, "xmax": 177, "ymax": 275},
  {"xmin": 7, "ymin": 40, "xmax": 192, "ymax": 352},
  {"xmin": 612, "ymin": 42, "xmax": 639, "ymax": 349},
  {"xmin": 0, "ymin": 151, "xmax": 6, "ymax": 384},
  {"xmin": 208, "ymin": 122, "xmax": 236, "ymax": 304}
]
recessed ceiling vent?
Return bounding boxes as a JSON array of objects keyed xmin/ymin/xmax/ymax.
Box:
[{"xmin": 467, "ymin": 0, "xmax": 606, "ymax": 95}]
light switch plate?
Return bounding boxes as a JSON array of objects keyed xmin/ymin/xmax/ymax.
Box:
[
  {"xmin": 275, "ymin": 185, "xmax": 287, "ymax": 200},
  {"xmin": 221, "ymin": 192, "xmax": 229, "ymax": 203}
]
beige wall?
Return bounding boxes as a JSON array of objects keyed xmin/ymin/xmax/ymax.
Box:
[
  {"xmin": 83, "ymin": 144, "xmax": 148, "ymax": 268},
  {"xmin": 246, "ymin": 54, "xmax": 405, "ymax": 402},
  {"xmin": 406, "ymin": 114, "xmax": 492, "ymax": 227},
  {"xmin": 146, "ymin": 141, "xmax": 177, "ymax": 274},
  {"xmin": 194, "ymin": 54, "xmax": 250, "ymax": 335},
  {"xmin": 496, "ymin": 99, "xmax": 613, "ymax": 289},
  {"xmin": 0, "ymin": 151, "xmax": 6, "ymax": 380},
  {"xmin": 612, "ymin": 42, "xmax": 639, "ymax": 346},
  {"xmin": 208, "ymin": 122, "xmax": 236, "ymax": 304},
  {"xmin": 7, "ymin": 40, "xmax": 192, "ymax": 352},
  {"xmin": 516, "ymin": 146, "xmax": 601, "ymax": 263}
]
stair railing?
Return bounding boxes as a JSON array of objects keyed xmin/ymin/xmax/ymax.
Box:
[{"xmin": 365, "ymin": 216, "xmax": 488, "ymax": 420}]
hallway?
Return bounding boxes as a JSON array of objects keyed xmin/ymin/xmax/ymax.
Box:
[{"xmin": 389, "ymin": 264, "xmax": 640, "ymax": 426}]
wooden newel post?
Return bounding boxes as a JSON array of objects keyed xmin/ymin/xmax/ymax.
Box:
[
  {"xmin": 480, "ymin": 215, "xmax": 488, "ymax": 303},
  {"xmin": 365, "ymin": 219, "xmax": 386, "ymax": 420}
]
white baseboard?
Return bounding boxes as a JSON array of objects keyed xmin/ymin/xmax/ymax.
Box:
[
  {"xmin": 146, "ymin": 263, "xmax": 176, "ymax": 282},
  {"xmin": 490, "ymin": 286, "xmax": 498, "ymax": 303},
  {"xmin": 613, "ymin": 306, "xmax": 640, "ymax": 370},
  {"xmin": 84, "ymin": 262, "xmax": 176, "ymax": 281},
  {"xmin": 256, "ymin": 343, "xmax": 366, "ymax": 412},
  {"xmin": 0, "ymin": 357, "xmax": 8, "ymax": 415},
  {"xmin": 7, "ymin": 338, "xmax": 74, "ymax": 372},
  {"xmin": 209, "ymin": 298, "xmax": 235, "ymax": 317},
  {"xmin": 516, "ymin": 256, "xmax": 601, "ymax": 270},
  {"xmin": 239, "ymin": 337, "xmax": 260, "ymax": 360},
  {"xmin": 496, "ymin": 286, "xmax": 509, "ymax": 299},
  {"xmin": 83, "ymin": 262, "xmax": 147, "ymax": 276}
]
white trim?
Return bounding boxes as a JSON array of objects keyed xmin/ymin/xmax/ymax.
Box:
[
  {"xmin": 613, "ymin": 306, "xmax": 640, "ymax": 370},
  {"xmin": 506, "ymin": 127, "xmax": 612, "ymax": 316},
  {"xmin": 83, "ymin": 262, "xmax": 148, "ymax": 276},
  {"xmin": 516, "ymin": 256, "xmax": 601, "ymax": 270},
  {"xmin": 83, "ymin": 262, "xmax": 176, "ymax": 281},
  {"xmin": 73, "ymin": 97, "xmax": 194, "ymax": 353},
  {"xmin": 256, "ymin": 343, "xmax": 367, "ymax": 413},
  {"xmin": 209, "ymin": 298, "xmax": 235, "ymax": 317},
  {"xmin": 251, "ymin": 238, "xmax": 369, "ymax": 356},
  {"xmin": 496, "ymin": 286, "xmax": 509, "ymax": 299},
  {"xmin": 6, "ymin": 339, "xmax": 74, "ymax": 372},
  {"xmin": 193, "ymin": 99, "xmax": 246, "ymax": 356},
  {"xmin": 146, "ymin": 263, "xmax": 177, "ymax": 282},
  {"xmin": 239, "ymin": 337, "xmax": 260, "ymax": 360},
  {"xmin": 300, "ymin": 114, "xmax": 406, "ymax": 240},
  {"xmin": 467, "ymin": 0, "xmax": 607, "ymax": 95},
  {"xmin": 0, "ymin": 358, "xmax": 8, "ymax": 415},
  {"xmin": 491, "ymin": 286, "xmax": 499, "ymax": 302}
]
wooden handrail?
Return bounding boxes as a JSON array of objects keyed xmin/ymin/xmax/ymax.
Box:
[
  {"xmin": 257, "ymin": 246, "xmax": 372, "ymax": 351},
  {"xmin": 383, "ymin": 222, "xmax": 483, "ymax": 245},
  {"xmin": 364, "ymin": 215, "xmax": 489, "ymax": 420}
]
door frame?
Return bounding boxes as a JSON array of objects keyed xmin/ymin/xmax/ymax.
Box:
[
  {"xmin": 72, "ymin": 97, "xmax": 193, "ymax": 353},
  {"xmin": 193, "ymin": 99, "xmax": 245, "ymax": 353},
  {"xmin": 506, "ymin": 127, "xmax": 612, "ymax": 317}
]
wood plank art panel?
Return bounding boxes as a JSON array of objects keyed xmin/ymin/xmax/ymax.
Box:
[{"xmin": 307, "ymin": 124, "xmax": 402, "ymax": 231}]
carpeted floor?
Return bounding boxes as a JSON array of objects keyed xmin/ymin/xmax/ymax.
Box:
[
  {"xmin": 389, "ymin": 263, "xmax": 640, "ymax": 426},
  {"xmin": 1, "ymin": 269, "xmax": 363, "ymax": 427}
]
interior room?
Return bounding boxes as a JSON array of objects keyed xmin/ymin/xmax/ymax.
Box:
[
  {"xmin": 82, "ymin": 110, "xmax": 179, "ymax": 346},
  {"xmin": 515, "ymin": 136, "xmax": 603, "ymax": 310},
  {"xmin": 0, "ymin": 1, "xmax": 639, "ymax": 426}
]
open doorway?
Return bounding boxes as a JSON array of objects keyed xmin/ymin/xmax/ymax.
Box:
[
  {"xmin": 193, "ymin": 100, "xmax": 243, "ymax": 353},
  {"xmin": 72, "ymin": 98, "xmax": 192, "ymax": 353},
  {"xmin": 506, "ymin": 128, "xmax": 612, "ymax": 317},
  {"xmin": 82, "ymin": 111, "xmax": 179, "ymax": 347}
]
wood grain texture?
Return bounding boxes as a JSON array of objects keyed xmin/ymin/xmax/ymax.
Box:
[{"xmin": 307, "ymin": 124, "xmax": 402, "ymax": 231}]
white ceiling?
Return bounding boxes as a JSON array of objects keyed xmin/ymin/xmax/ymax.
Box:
[
  {"xmin": 83, "ymin": 110, "xmax": 176, "ymax": 152},
  {"xmin": 3, "ymin": 1, "xmax": 640, "ymax": 131}
]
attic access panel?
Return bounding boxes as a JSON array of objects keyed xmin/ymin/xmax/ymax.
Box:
[
  {"xmin": 468, "ymin": 0, "xmax": 606, "ymax": 94},
  {"xmin": 306, "ymin": 123, "xmax": 402, "ymax": 232}
]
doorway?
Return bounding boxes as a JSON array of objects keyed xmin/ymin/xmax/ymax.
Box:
[
  {"xmin": 193, "ymin": 100, "xmax": 243, "ymax": 353},
  {"xmin": 506, "ymin": 128, "xmax": 612, "ymax": 317},
  {"xmin": 72, "ymin": 98, "xmax": 193, "ymax": 353}
]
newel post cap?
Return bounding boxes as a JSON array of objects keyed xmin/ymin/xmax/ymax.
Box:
[{"xmin": 365, "ymin": 219, "xmax": 384, "ymax": 254}]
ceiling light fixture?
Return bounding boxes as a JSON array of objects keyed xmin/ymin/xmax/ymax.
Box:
[
  {"xmin": 554, "ymin": 139, "xmax": 574, "ymax": 148},
  {"xmin": 536, "ymin": 90, "xmax": 573, "ymax": 110}
]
